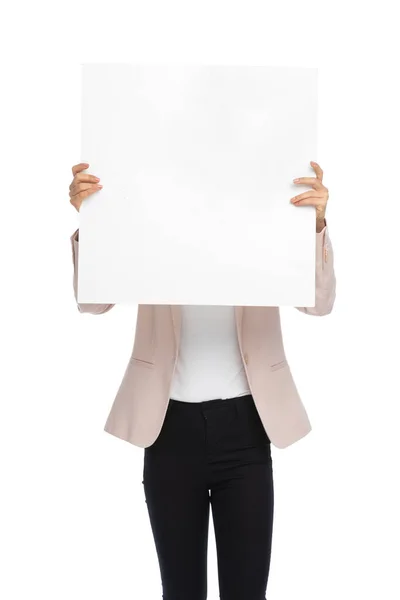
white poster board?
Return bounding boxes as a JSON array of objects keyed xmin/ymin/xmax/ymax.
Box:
[{"xmin": 78, "ymin": 64, "xmax": 318, "ymax": 306}]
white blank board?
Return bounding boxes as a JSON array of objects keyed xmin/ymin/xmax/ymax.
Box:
[{"xmin": 78, "ymin": 64, "xmax": 318, "ymax": 306}]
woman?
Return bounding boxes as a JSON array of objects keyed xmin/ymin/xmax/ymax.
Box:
[{"xmin": 69, "ymin": 160, "xmax": 335, "ymax": 600}]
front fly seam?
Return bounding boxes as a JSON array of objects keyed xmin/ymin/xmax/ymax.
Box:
[{"xmin": 202, "ymin": 409, "xmax": 209, "ymax": 479}]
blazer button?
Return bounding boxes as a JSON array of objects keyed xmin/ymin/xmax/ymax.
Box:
[{"xmin": 243, "ymin": 352, "xmax": 249, "ymax": 365}]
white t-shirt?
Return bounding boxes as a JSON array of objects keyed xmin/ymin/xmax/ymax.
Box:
[{"xmin": 169, "ymin": 305, "xmax": 251, "ymax": 403}]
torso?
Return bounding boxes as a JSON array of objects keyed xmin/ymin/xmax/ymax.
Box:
[{"xmin": 169, "ymin": 305, "xmax": 251, "ymax": 402}]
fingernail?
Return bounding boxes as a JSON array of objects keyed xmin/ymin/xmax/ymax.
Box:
[{"xmin": 293, "ymin": 178, "xmax": 299, "ymax": 182}]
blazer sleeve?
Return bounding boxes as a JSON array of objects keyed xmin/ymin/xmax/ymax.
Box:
[
  {"xmin": 70, "ymin": 228, "xmax": 115, "ymax": 315},
  {"xmin": 295, "ymin": 222, "xmax": 336, "ymax": 316}
]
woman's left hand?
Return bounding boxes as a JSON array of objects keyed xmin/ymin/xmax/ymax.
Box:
[{"xmin": 291, "ymin": 161, "xmax": 329, "ymax": 233}]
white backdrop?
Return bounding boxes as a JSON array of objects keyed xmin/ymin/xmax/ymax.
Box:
[{"xmin": 1, "ymin": 1, "xmax": 400, "ymax": 600}]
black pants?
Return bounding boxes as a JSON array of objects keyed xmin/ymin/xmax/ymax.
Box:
[{"xmin": 142, "ymin": 393, "xmax": 274, "ymax": 600}]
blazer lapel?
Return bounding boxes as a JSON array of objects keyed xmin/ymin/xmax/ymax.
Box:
[
  {"xmin": 170, "ymin": 305, "xmax": 182, "ymax": 352},
  {"xmin": 170, "ymin": 305, "xmax": 244, "ymax": 353},
  {"xmin": 234, "ymin": 305, "xmax": 244, "ymax": 348}
]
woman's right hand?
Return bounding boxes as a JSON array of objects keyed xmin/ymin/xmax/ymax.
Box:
[{"xmin": 69, "ymin": 162, "xmax": 103, "ymax": 212}]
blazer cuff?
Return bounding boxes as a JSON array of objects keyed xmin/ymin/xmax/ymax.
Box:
[{"xmin": 70, "ymin": 228, "xmax": 79, "ymax": 243}]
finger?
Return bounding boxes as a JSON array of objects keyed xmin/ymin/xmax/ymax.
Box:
[
  {"xmin": 290, "ymin": 191, "xmax": 324, "ymax": 203},
  {"xmin": 293, "ymin": 177, "xmax": 324, "ymax": 190},
  {"xmin": 69, "ymin": 172, "xmax": 100, "ymax": 191},
  {"xmin": 310, "ymin": 161, "xmax": 323, "ymax": 181},
  {"xmin": 72, "ymin": 162, "xmax": 89, "ymax": 176},
  {"xmin": 292, "ymin": 197, "xmax": 325, "ymax": 206},
  {"xmin": 70, "ymin": 182, "xmax": 102, "ymax": 197}
]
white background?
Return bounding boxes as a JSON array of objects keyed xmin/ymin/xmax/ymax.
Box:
[{"xmin": 1, "ymin": 1, "xmax": 399, "ymax": 599}]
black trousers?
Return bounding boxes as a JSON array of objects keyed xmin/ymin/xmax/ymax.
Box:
[{"xmin": 142, "ymin": 393, "xmax": 274, "ymax": 600}]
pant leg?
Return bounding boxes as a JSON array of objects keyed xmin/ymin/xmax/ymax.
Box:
[
  {"xmin": 205, "ymin": 395, "xmax": 274, "ymax": 600},
  {"xmin": 142, "ymin": 400, "xmax": 210, "ymax": 600}
]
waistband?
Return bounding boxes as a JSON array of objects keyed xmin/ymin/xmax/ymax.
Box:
[{"xmin": 169, "ymin": 393, "xmax": 254, "ymax": 413}]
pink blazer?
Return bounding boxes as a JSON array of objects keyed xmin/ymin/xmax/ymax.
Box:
[{"xmin": 70, "ymin": 225, "xmax": 335, "ymax": 449}]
